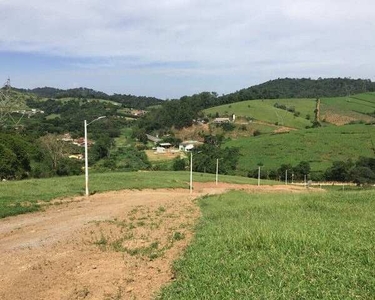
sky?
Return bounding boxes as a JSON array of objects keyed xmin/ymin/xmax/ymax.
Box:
[{"xmin": 0, "ymin": 0, "xmax": 374, "ymax": 99}]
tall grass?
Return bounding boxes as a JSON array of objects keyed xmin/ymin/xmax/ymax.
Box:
[{"xmin": 160, "ymin": 191, "xmax": 375, "ymax": 299}]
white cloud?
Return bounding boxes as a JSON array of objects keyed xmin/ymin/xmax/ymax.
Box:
[{"xmin": 0, "ymin": 0, "xmax": 375, "ymax": 97}]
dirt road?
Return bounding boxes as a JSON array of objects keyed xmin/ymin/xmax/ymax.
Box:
[{"xmin": 0, "ymin": 183, "xmax": 312, "ymax": 300}]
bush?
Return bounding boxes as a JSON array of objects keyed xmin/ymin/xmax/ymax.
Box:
[
  {"xmin": 172, "ymin": 157, "xmax": 186, "ymax": 171},
  {"xmin": 220, "ymin": 123, "xmax": 235, "ymax": 131},
  {"xmin": 253, "ymin": 130, "xmax": 261, "ymax": 136},
  {"xmin": 56, "ymin": 158, "xmax": 82, "ymax": 176}
]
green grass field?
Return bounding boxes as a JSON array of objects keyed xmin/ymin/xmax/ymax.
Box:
[
  {"xmin": 225, "ymin": 124, "xmax": 375, "ymax": 174},
  {"xmin": 321, "ymin": 93, "xmax": 375, "ymax": 115},
  {"xmin": 0, "ymin": 171, "xmax": 273, "ymax": 219},
  {"xmin": 160, "ymin": 190, "xmax": 375, "ymax": 299},
  {"xmin": 204, "ymin": 92, "xmax": 375, "ymax": 129},
  {"xmin": 204, "ymin": 98, "xmax": 313, "ymax": 129}
]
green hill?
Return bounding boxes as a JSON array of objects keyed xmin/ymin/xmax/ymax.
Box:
[
  {"xmin": 225, "ymin": 124, "xmax": 375, "ymax": 175},
  {"xmin": 204, "ymin": 92, "xmax": 375, "ymax": 129},
  {"xmin": 218, "ymin": 78, "xmax": 375, "ymax": 104},
  {"xmin": 204, "ymin": 98, "xmax": 315, "ymax": 129},
  {"xmin": 16, "ymin": 87, "xmax": 164, "ymax": 109}
]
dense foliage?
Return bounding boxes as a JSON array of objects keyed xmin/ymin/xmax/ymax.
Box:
[
  {"xmin": 17, "ymin": 87, "xmax": 163, "ymax": 109},
  {"xmin": 247, "ymin": 157, "xmax": 375, "ymax": 185},
  {"xmin": 190, "ymin": 135, "xmax": 240, "ymax": 175},
  {"xmin": 24, "ymin": 98, "xmax": 124, "ymax": 138},
  {"xmin": 325, "ymin": 157, "xmax": 375, "ymax": 185},
  {"xmin": 0, "ymin": 133, "xmax": 32, "ymax": 180},
  {"xmin": 220, "ymin": 78, "xmax": 375, "ymax": 103}
]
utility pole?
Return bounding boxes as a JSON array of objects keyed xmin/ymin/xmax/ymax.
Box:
[
  {"xmin": 84, "ymin": 120, "xmax": 89, "ymax": 196},
  {"xmin": 84, "ymin": 116, "xmax": 106, "ymax": 196},
  {"xmin": 215, "ymin": 158, "xmax": 219, "ymax": 186},
  {"xmin": 285, "ymin": 169, "xmax": 288, "ymax": 185},
  {"xmin": 190, "ymin": 152, "xmax": 193, "ymax": 194},
  {"xmin": 258, "ymin": 166, "xmax": 261, "ymax": 186}
]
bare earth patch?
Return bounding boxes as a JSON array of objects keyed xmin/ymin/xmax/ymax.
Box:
[{"xmin": 0, "ymin": 183, "xmax": 318, "ymax": 300}]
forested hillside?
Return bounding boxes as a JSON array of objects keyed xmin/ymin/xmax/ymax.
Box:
[
  {"xmin": 220, "ymin": 78, "xmax": 375, "ymax": 103},
  {"xmin": 14, "ymin": 87, "xmax": 163, "ymax": 109},
  {"xmin": 136, "ymin": 78, "xmax": 375, "ymax": 131}
]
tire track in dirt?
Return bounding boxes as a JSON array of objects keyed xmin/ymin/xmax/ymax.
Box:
[{"xmin": 0, "ymin": 183, "xmax": 316, "ymax": 300}]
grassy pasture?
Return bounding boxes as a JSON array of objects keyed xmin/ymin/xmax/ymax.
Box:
[
  {"xmin": 160, "ymin": 190, "xmax": 375, "ymax": 299},
  {"xmin": 204, "ymin": 93, "xmax": 375, "ymax": 128},
  {"xmin": 226, "ymin": 124, "xmax": 375, "ymax": 174},
  {"xmin": 204, "ymin": 99, "xmax": 313, "ymax": 129},
  {"xmin": 0, "ymin": 171, "xmax": 270, "ymax": 219},
  {"xmin": 321, "ymin": 93, "xmax": 375, "ymax": 115}
]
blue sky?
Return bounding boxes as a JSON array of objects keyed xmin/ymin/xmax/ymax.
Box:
[{"xmin": 0, "ymin": 0, "xmax": 374, "ymax": 99}]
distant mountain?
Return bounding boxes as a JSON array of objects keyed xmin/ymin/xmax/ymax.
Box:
[
  {"xmin": 14, "ymin": 87, "xmax": 164, "ymax": 110},
  {"xmin": 218, "ymin": 78, "xmax": 375, "ymax": 104}
]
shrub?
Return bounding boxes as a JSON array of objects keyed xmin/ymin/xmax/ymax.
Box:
[{"xmin": 172, "ymin": 157, "xmax": 186, "ymax": 171}]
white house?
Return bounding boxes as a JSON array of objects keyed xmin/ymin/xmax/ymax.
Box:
[
  {"xmin": 155, "ymin": 147, "xmax": 166, "ymax": 154},
  {"xmin": 213, "ymin": 117, "xmax": 230, "ymax": 124},
  {"xmin": 179, "ymin": 140, "xmax": 203, "ymax": 152}
]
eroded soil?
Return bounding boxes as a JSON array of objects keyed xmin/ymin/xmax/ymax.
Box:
[{"xmin": 0, "ymin": 183, "xmax": 315, "ymax": 300}]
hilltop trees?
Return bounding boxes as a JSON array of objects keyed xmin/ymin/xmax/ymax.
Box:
[
  {"xmin": 0, "ymin": 133, "xmax": 32, "ymax": 180},
  {"xmin": 219, "ymin": 78, "xmax": 375, "ymax": 104},
  {"xmin": 137, "ymin": 92, "xmax": 219, "ymax": 131}
]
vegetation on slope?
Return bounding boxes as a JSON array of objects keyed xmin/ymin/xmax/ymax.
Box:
[
  {"xmin": 204, "ymin": 98, "xmax": 314, "ymax": 129},
  {"xmin": 205, "ymin": 92, "xmax": 375, "ymax": 129},
  {"xmin": 137, "ymin": 78, "xmax": 375, "ymax": 131},
  {"xmin": 225, "ymin": 124, "xmax": 375, "ymax": 175},
  {"xmin": 220, "ymin": 77, "xmax": 375, "ymax": 103},
  {"xmin": 15, "ymin": 86, "xmax": 163, "ymax": 109}
]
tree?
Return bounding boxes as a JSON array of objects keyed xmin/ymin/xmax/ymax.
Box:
[
  {"xmin": 324, "ymin": 160, "xmax": 353, "ymax": 182},
  {"xmin": 172, "ymin": 157, "xmax": 186, "ymax": 171},
  {"xmin": 203, "ymin": 134, "xmax": 224, "ymax": 147},
  {"xmin": 293, "ymin": 161, "xmax": 311, "ymax": 181},
  {"xmin": 0, "ymin": 143, "xmax": 17, "ymax": 179},
  {"xmin": 132, "ymin": 128, "xmax": 148, "ymax": 144},
  {"xmin": 0, "ymin": 133, "xmax": 32, "ymax": 179},
  {"xmin": 90, "ymin": 136, "xmax": 112, "ymax": 163},
  {"xmin": 277, "ymin": 164, "xmax": 293, "ymax": 180},
  {"xmin": 192, "ymin": 144, "xmax": 240, "ymax": 174},
  {"xmin": 348, "ymin": 166, "xmax": 375, "ymax": 186},
  {"xmin": 38, "ymin": 134, "xmax": 68, "ymax": 171}
]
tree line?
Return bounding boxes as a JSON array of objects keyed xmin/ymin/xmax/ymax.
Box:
[
  {"xmin": 15, "ymin": 87, "xmax": 163, "ymax": 110},
  {"xmin": 247, "ymin": 157, "xmax": 375, "ymax": 186}
]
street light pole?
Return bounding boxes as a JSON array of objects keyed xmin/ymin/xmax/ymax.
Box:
[
  {"xmin": 84, "ymin": 120, "xmax": 89, "ymax": 196},
  {"xmin": 258, "ymin": 166, "xmax": 261, "ymax": 186},
  {"xmin": 285, "ymin": 169, "xmax": 288, "ymax": 185},
  {"xmin": 84, "ymin": 116, "xmax": 106, "ymax": 197},
  {"xmin": 190, "ymin": 152, "xmax": 193, "ymax": 194},
  {"xmin": 216, "ymin": 158, "xmax": 219, "ymax": 186}
]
